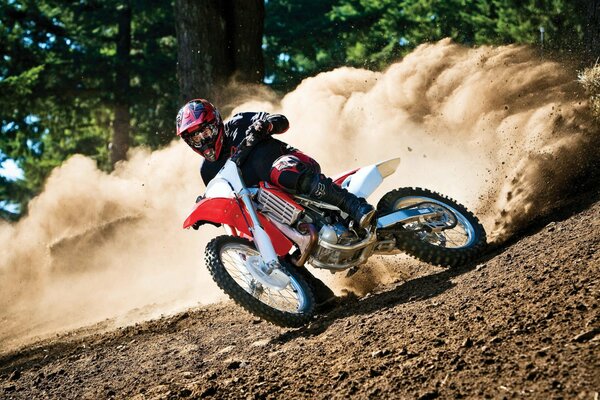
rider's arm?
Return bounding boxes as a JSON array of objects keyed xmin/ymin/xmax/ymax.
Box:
[{"xmin": 265, "ymin": 114, "xmax": 289, "ymax": 134}]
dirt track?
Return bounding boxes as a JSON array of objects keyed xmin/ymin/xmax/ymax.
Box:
[{"xmin": 1, "ymin": 197, "xmax": 599, "ymax": 399}]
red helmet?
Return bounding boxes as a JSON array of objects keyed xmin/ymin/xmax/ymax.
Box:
[{"xmin": 176, "ymin": 99, "xmax": 224, "ymax": 161}]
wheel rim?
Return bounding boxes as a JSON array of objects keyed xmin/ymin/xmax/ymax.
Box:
[
  {"xmin": 219, "ymin": 243, "xmax": 309, "ymax": 314},
  {"xmin": 393, "ymin": 196, "xmax": 477, "ymax": 249}
]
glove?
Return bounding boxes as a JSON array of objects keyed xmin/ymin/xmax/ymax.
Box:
[{"xmin": 245, "ymin": 119, "xmax": 273, "ymax": 146}]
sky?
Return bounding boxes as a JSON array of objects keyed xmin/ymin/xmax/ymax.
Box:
[{"xmin": 0, "ymin": 159, "xmax": 24, "ymax": 180}]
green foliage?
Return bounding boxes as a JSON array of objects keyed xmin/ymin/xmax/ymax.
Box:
[
  {"xmin": 264, "ymin": 0, "xmax": 588, "ymax": 91},
  {"xmin": 129, "ymin": 1, "xmax": 179, "ymax": 148},
  {"xmin": 0, "ymin": 65, "xmax": 45, "ymax": 97},
  {"xmin": 1, "ymin": 0, "xmax": 592, "ymax": 219},
  {"xmin": 263, "ymin": 0, "xmax": 342, "ymax": 90},
  {"xmin": 0, "ymin": 0, "xmax": 178, "ymax": 217}
]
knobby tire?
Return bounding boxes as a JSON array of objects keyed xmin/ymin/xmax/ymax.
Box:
[
  {"xmin": 377, "ymin": 187, "xmax": 487, "ymax": 267},
  {"xmin": 205, "ymin": 235, "xmax": 316, "ymax": 327}
]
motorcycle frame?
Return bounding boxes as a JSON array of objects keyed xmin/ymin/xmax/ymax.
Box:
[
  {"xmin": 183, "ymin": 160, "xmax": 293, "ymax": 260},
  {"xmin": 184, "ymin": 156, "xmax": 442, "ymax": 271}
]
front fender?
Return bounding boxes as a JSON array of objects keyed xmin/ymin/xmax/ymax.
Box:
[
  {"xmin": 183, "ymin": 198, "xmax": 240, "ymax": 229},
  {"xmin": 183, "ymin": 197, "xmax": 293, "ymax": 256}
]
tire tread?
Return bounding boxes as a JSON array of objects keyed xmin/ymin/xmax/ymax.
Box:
[
  {"xmin": 205, "ymin": 236, "xmax": 315, "ymax": 327},
  {"xmin": 377, "ymin": 187, "xmax": 487, "ymax": 268}
]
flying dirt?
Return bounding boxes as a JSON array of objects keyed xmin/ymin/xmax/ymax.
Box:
[{"xmin": 0, "ymin": 39, "xmax": 598, "ymax": 352}]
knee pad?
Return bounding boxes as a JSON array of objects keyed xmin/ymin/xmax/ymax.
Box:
[{"xmin": 270, "ymin": 153, "xmax": 321, "ymax": 192}]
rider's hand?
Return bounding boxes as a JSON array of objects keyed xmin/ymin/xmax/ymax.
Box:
[
  {"xmin": 245, "ymin": 119, "xmax": 273, "ymax": 146},
  {"xmin": 252, "ymin": 119, "xmax": 273, "ymax": 135}
]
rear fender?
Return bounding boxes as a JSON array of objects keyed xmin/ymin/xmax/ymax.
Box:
[
  {"xmin": 335, "ymin": 157, "xmax": 401, "ymax": 199},
  {"xmin": 183, "ymin": 197, "xmax": 293, "ymax": 256},
  {"xmin": 333, "ymin": 168, "xmax": 359, "ymax": 186}
]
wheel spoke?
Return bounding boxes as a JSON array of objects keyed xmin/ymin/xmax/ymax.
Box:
[
  {"xmin": 264, "ymin": 287, "xmax": 300, "ymax": 310},
  {"xmin": 445, "ymin": 236, "xmax": 461, "ymax": 247},
  {"xmin": 394, "ymin": 197, "xmax": 476, "ymax": 249},
  {"xmin": 219, "ymin": 243, "xmax": 306, "ymax": 314},
  {"xmin": 441, "ymin": 230, "xmax": 459, "ymax": 245},
  {"xmin": 221, "ymin": 252, "xmax": 255, "ymax": 287},
  {"xmin": 223, "ymin": 267, "xmax": 251, "ymax": 286},
  {"xmin": 269, "ymin": 289, "xmax": 298, "ymax": 304}
]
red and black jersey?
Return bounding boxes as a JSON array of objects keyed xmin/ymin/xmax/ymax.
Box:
[{"xmin": 200, "ymin": 112, "xmax": 293, "ymax": 187}]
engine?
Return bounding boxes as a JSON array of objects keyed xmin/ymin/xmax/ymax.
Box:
[
  {"xmin": 256, "ymin": 186, "xmax": 378, "ymax": 271},
  {"xmin": 288, "ymin": 197, "xmax": 377, "ymax": 270},
  {"xmin": 310, "ymin": 223, "xmax": 377, "ymax": 270}
]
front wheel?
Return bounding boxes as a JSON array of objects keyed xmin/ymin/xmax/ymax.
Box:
[
  {"xmin": 377, "ymin": 187, "xmax": 487, "ymax": 267},
  {"xmin": 205, "ymin": 235, "xmax": 315, "ymax": 327}
]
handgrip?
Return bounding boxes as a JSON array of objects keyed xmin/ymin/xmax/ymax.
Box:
[{"xmin": 230, "ymin": 139, "xmax": 252, "ymax": 166}]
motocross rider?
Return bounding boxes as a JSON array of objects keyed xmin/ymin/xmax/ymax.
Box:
[{"xmin": 175, "ymin": 99, "xmax": 376, "ymax": 229}]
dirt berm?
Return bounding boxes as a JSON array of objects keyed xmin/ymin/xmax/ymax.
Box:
[{"xmin": 1, "ymin": 197, "xmax": 599, "ymax": 399}]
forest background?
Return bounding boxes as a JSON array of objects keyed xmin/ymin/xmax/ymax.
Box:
[{"xmin": 1, "ymin": 0, "xmax": 598, "ymax": 220}]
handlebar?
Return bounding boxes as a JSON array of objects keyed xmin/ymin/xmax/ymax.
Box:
[{"xmin": 230, "ymin": 137, "xmax": 253, "ymax": 167}]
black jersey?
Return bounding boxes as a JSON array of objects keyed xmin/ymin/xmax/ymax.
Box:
[{"xmin": 200, "ymin": 112, "xmax": 294, "ymax": 187}]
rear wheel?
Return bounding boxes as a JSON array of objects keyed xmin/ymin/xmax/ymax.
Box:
[
  {"xmin": 377, "ymin": 187, "xmax": 486, "ymax": 267},
  {"xmin": 205, "ymin": 235, "xmax": 315, "ymax": 327}
]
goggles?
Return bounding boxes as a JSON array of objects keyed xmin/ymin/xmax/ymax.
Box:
[{"xmin": 185, "ymin": 122, "xmax": 218, "ymax": 146}]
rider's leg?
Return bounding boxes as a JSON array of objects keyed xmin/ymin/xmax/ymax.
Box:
[
  {"xmin": 297, "ymin": 172, "xmax": 376, "ymax": 229},
  {"xmin": 270, "ymin": 152, "xmax": 375, "ymax": 229},
  {"xmin": 269, "ymin": 151, "xmax": 321, "ymax": 191}
]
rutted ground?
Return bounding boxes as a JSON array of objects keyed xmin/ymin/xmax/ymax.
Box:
[{"xmin": 1, "ymin": 199, "xmax": 598, "ymax": 400}]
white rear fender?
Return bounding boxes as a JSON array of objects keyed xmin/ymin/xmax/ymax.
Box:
[{"xmin": 341, "ymin": 157, "xmax": 400, "ymax": 199}]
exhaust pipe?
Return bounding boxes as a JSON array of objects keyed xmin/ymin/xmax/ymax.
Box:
[{"xmin": 266, "ymin": 218, "xmax": 318, "ymax": 267}]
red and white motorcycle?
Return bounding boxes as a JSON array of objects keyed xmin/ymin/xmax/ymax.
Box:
[{"xmin": 184, "ymin": 142, "xmax": 486, "ymax": 327}]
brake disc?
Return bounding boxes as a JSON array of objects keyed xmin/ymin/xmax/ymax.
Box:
[{"xmin": 421, "ymin": 203, "xmax": 457, "ymax": 232}]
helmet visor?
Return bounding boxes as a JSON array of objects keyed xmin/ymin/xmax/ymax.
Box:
[{"xmin": 185, "ymin": 122, "xmax": 219, "ymax": 146}]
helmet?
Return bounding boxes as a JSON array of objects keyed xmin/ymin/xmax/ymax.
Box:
[{"xmin": 176, "ymin": 99, "xmax": 224, "ymax": 161}]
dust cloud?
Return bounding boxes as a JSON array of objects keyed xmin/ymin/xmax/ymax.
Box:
[
  {"xmin": 237, "ymin": 38, "xmax": 598, "ymax": 293},
  {"xmin": 1, "ymin": 39, "xmax": 598, "ymax": 351},
  {"xmin": 0, "ymin": 144, "xmax": 226, "ymax": 351},
  {"xmin": 243, "ymin": 38, "xmax": 598, "ymax": 242}
]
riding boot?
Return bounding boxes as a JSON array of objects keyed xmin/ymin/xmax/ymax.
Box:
[{"xmin": 299, "ymin": 173, "xmax": 376, "ymax": 228}]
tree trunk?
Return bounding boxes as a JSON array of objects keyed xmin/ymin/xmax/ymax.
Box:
[
  {"xmin": 229, "ymin": 0, "xmax": 265, "ymax": 84},
  {"xmin": 111, "ymin": 1, "xmax": 131, "ymax": 167},
  {"xmin": 175, "ymin": 0, "xmax": 264, "ymax": 105},
  {"xmin": 583, "ymin": 0, "xmax": 600, "ymax": 65}
]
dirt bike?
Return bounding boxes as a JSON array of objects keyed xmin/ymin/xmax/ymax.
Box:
[{"xmin": 183, "ymin": 138, "xmax": 486, "ymax": 327}]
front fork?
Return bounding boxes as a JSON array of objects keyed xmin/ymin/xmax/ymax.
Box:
[{"xmin": 238, "ymin": 188, "xmax": 280, "ymax": 273}]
